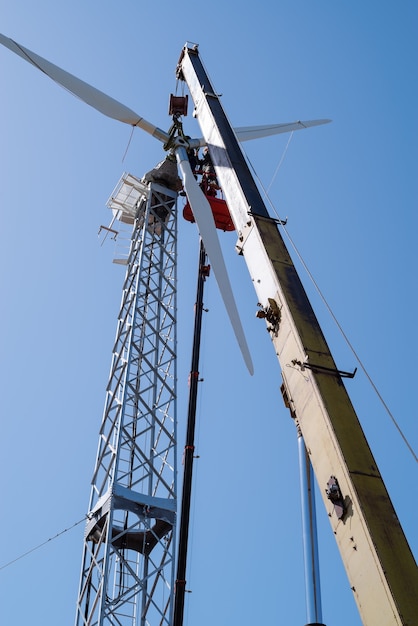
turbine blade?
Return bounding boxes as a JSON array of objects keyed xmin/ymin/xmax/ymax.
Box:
[
  {"xmin": 176, "ymin": 147, "xmax": 254, "ymax": 375},
  {"xmin": 234, "ymin": 119, "xmax": 331, "ymax": 142},
  {"xmin": 0, "ymin": 33, "xmax": 169, "ymax": 143}
]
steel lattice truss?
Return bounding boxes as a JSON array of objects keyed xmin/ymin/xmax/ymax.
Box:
[{"xmin": 75, "ymin": 178, "xmax": 178, "ymax": 626}]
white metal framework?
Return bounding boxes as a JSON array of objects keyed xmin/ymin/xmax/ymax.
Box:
[{"xmin": 75, "ymin": 174, "xmax": 178, "ymax": 626}]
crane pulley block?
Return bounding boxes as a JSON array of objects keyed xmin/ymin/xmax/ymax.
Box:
[{"xmin": 169, "ymin": 94, "xmax": 188, "ymax": 117}]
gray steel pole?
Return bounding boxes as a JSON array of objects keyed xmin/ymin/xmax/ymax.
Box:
[{"xmin": 297, "ymin": 426, "xmax": 325, "ymax": 626}]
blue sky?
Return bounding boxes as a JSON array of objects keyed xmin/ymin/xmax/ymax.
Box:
[{"xmin": 0, "ymin": 2, "xmax": 417, "ymax": 625}]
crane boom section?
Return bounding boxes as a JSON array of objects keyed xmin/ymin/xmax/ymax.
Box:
[{"xmin": 177, "ymin": 44, "xmax": 418, "ymax": 626}]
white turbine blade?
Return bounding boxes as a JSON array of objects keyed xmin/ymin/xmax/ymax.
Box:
[
  {"xmin": 234, "ymin": 119, "xmax": 331, "ymax": 142},
  {"xmin": 176, "ymin": 147, "xmax": 254, "ymax": 375},
  {"xmin": 0, "ymin": 33, "xmax": 169, "ymax": 143}
]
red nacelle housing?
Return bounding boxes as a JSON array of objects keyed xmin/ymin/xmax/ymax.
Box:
[{"xmin": 183, "ymin": 196, "xmax": 235, "ymax": 232}]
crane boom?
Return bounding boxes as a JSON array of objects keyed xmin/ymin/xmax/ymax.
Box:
[{"xmin": 177, "ymin": 43, "xmax": 418, "ymax": 626}]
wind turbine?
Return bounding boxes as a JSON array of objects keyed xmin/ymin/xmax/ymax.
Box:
[
  {"xmin": 0, "ymin": 33, "xmax": 330, "ymax": 378},
  {"xmin": 0, "ymin": 33, "xmax": 331, "ymax": 626}
]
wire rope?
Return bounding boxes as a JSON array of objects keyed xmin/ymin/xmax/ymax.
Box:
[
  {"xmin": 122, "ymin": 125, "xmax": 136, "ymax": 163},
  {"xmin": 0, "ymin": 515, "xmax": 87, "ymax": 572},
  {"xmin": 245, "ymin": 144, "xmax": 418, "ymax": 464},
  {"xmin": 262, "ymin": 131, "xmax": 294, "ymax": 199}
]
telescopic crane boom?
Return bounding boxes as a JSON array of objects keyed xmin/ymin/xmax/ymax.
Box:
[{"xmin": 177, "ymin": 43, "xmax": 418, "ymax": 626}]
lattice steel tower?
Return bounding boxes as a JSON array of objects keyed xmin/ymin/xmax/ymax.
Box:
[{"xmin": 75, "ymin": 161, "xmax": 179, "ymax": 626}]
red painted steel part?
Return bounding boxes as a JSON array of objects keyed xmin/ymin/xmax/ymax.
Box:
[{"xmin": 183, "ymin": 197, "xmax": 235, "ymax": 231}]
